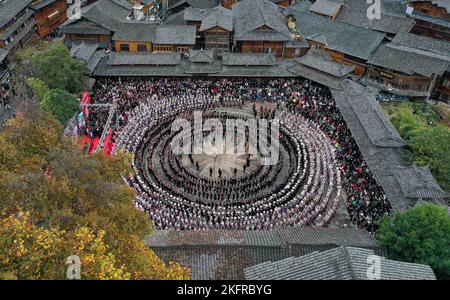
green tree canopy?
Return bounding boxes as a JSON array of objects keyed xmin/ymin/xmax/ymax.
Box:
[
  {"xmin": 0, "ymin": 104, "xmax": 191, "ymax": 280},
  {"xmin": 377, "ymin": 204, "xmax": 450, "ymax": 280},
  {"xmin": 18, "ymin": 42, "xmax": 85, "ymax": 94},
  {"xmin": 41, "ymin": 88, "xmax": 79, "ymax": 124},
  {"xmin": 408, "ymin": 125, "xmax": 450, "ymax": 191},
  {"xmin": 26, "ymin": 77, "xmax": 49, "ymax": 100},
  {"xmin": 384, "ymin": 103, "xmax": 450, "ymax": 191}
]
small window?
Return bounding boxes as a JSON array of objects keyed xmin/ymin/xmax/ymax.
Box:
[
  {"xmin": 137, "ymin": 44, "xmax": 147, "ymax": 52},
  {"xmin": 120, "ymin": 44, "xmax": 130, "ymax": 51}
]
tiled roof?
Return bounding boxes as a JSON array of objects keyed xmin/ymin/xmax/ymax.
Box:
[
  {"xmin": 406, "ymin": 0, "xmax": 450, "ymax": 12},
  {"xmin": 232, "ymin": 0, "xmax": 292, "ymax": 42},
  {"xmin": 296, "ymin": 50, "xmax": 354, "ymax": 77},
  {"xmin": 189, "ymin": 49, "xmax": 215, "ymax": 63},
  {"xmin": 70, "ymin": 42, "xmax": 98, "ymax": 62},
  {"xmin": 294, "ymin": 12, "xmax": 385, "ymax": 60},
  {"xmin": 147, "ymin": 227, "xmax": 381, "ymax": 248},
  {"xmin": 184, "ymin": 7, "xmax": 211, "ymax": 22},
  {"xmin": 331, "ymin": 80, "xmax": 446, "ymax": 210},
  {"xmin": 93, "ymin": 56, "xmax": 295, "ymax": 78},
  {"xmin": 85, "ymin": 51, "xmax": 104, "ymax": 74},
  {"xmin": 199, "ymin": 5, "xmax": 233, "ymax": 32},
  {"xmin": 245, "ymin": 246, "xmax": 437, "ymax": 280},
  {"xmin": 108, "ymin": 52, "xmax": 182, "ymax": 66},
  {"xmin": 0, "ymin": 48, "xmax": 8, "ymax": 62},
  {"xmin": 393, "ymin": 165, "xmax": 448, "ymax": 199},
  {"xmin": 187, "ymin": 0, "xmax": 220, "ymax": 9},
  {"xmin": 82, "ymin": 0, "xmax": 130, "ymax": 31},
  {"xmin": 153, "ymin": 25, "xmax": 197, "ymax": 45},
  {"xmin": 222, "ymin": 53, "xmax": 277, "ymax": 66},
  {"xmin": 112, "ymin": 22, "xmax": 156, "ymax": 42},
  {"xmin": 391, "ymin": 32, "xmax": 450, "ymax": 59},
  {"xmin": 59, "ymin": 18, "xmax": 111, "ymax": 35},
  {"xmin": 286, "ymin": 63, "xmax": 345, "ymax": 90},
  {"xmin": 309, "ymin": 0, "xmax": 343, "ymax": 17},
  {"xmin": 146, "ymin": 228, "xmax": 384, "ymax": 279},
  {"xmin": 283, "ymin": 0, "xmax": 312, "ymax": 15},
  {"xmin": 410, "ymin": 10, "xmax": 450, "ymax": 28},
  {"xmin": 0, "ymin": 0, "xmax": 32, "ymax": 28},
  {"xmin": 0, "ymin": 9, "xmax": 34, "ymax": 41},
  {"xmin": 368, "ymin": 44, "xmax": 449, "ymax": 77},
  {"xmin": 335, "ymin": 0, "xmax": 415, "ymax": 35},
  {"xmin": 31, "ymin": 0, "xmax": 57, "ymax": 11}
]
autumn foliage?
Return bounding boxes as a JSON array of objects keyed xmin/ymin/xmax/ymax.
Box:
[{"xmin": 0, "ymin": 104, "xmax": 190, "ymax": 280}]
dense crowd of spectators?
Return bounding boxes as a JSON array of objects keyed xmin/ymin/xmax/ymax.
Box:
[{"xmin": 89, "ymin": 77, "xmax": 391, "ymax": 232}]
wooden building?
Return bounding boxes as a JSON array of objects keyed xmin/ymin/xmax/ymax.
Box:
[
  {"xmin": 432, "ymin": 70, "xmax": 450, "ymax": 102},
  {"xmin": 112, "ymin": 23, "xmax": 155, "ymax": 53},
  {"xmin": 232, "ymin": 0, "xmax": 292, "ymax": 57},
  {"xmin": 406, "ymin": 0, "xmax": 450, "ymax": 41},
  {"xmin": 31, "ymin": 0, "xmax": 68, "ymax": 37},
  {"xmin": 334, "ymin": 0, "xmax": 415, "ymax": 38},
  {"xmin": 366, "ymin": 32, "xmax": 450, "ymax": 98},
  {"xmin": 294, "ymin": 12, "xmax": 385, "ymax": 76},
  {"xmin": 309, "ymin": 0, "xmax": 343, "ymax": 20},
  {"xmin": 0, "ymin": 48, "xmax": 10, "ymax": 100},
  {"xmin": 199, "ymin": 5, "xmax": 233, "ymax": 53},
  {"xmin": 221, "ymin": 0, "xmax": 292, "ymax": 9},
  {"xmin": 59, "ymin": 0, "xmax": 132, "ymax": 49},
  {"xmin": 0, "ymin": 0, "xmax": 37, "ymax": 61},
  {"xmin": 152, "ymin": 25, "xmax": 196, "ymax": 53}
]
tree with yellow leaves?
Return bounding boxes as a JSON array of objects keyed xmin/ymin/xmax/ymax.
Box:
[{"xmin": 0, "ymin": 104, "xmax": 191, "ymax": 280}]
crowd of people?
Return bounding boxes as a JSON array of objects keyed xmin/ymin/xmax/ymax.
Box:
[{"xmin": 89, "ymin": 77, "xmax": 392, "ymax": 233}]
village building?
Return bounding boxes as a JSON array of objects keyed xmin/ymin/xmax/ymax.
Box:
[
  {"xmin": 292, "ymin": 12, "xmax": 386, "ymax": 76},
  {"xmin": 31, "ymin": 0, "xmax": 68, "ymax": 37},
  {"xmin": 199, "ymin": 5, "xmax": 233, "ymax": 53},
  {"xmin": 221, "ymin": 0, "xmax": 292, "ymax": 10},
  {"xmin": 232, "ymin": 0, "xmax": 293, "ymax": 57},
  {"xmin": 0, "ymin": 0, "xmax": 37, "ymax": 62},
  {"xmin": 245, "ymin": 246, "xmax": 437, "ymax": 280},
  {"xmin": 60, "ymin": 0, "xmax": 195, "ymax": 54},
  {"xmin": 366, "ymin": 32, "xmax": 450, "ymax": 98},
  {"xmin": 287, "ymin": 50, "xmax": 354, "ymax": 90},
  {"xmin": 59, "ymin": 0, "xmax": 131, "ymax": 48},
  {"xmin": 405, "ymin": 0, "xmax": 450, "ymax": 40},
  {"xmin": 334, "ymin": 0, "xmax": 415, "ymax": 37},
  {"xmin": 309, "ymin": 0, "xmax": 344, "ymax": 20},
  {"xmin": 112, "ymin": 22, "xmax": 156, "ymax": 52},
  {"xmin": 146, "ymin": 227, "xmax": 385, "ymax": 280},
  {"xmin": 152, "ymin": 25, "xmax": 196, "ymax": 53},
  {"xmin": 184, "ymin": 5, "xmax": 233, "ymax": 53},
  {"xmin": 0, "ymin": 48, "xmax": 9, "ymax": 99}
]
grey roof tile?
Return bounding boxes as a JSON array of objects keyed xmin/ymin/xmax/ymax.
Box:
[
  {"xmin": 406, "ymin": 0, "xmax": 450, "ymax": 12},
  {"xmin": 294, "ymin": 12, "xmax": 385, "ymax": 60},
  {"xmin": 296, "ymin": 50, "xmax": 354, "ymax": 77},
  {"xmin": 335, "ymin": 0, "xmax": 415, "ymax": 35},
  {"xmin": 245, "ymin": 246, "xmax": 437, "ymax": 280},
  {"xmin": 145, "ymin": 228, "xmax": 383, "ymax": 279},
  {"xmin": 189, "ymin": 49, "xmax": 215, "ymax": 63},
  {"xmin": 0, "ymin": 0, "xmax": 32, "ymax": 28},
  {"xmin": 153, "ymin": 25, "xmax": 197, "ymax": 45},
  {"xmin": 331, "ymin": 80, "xmax": 446, "ymax": 210},
  {"xmin": 222, "ymin": 53, "xmax": 277, "ymax": 66},
  {"xmin": 108, "ymin": 52, "xmax": 181, "ymax": 65},
  {"xmin": 393, "ymin": 165, "xmax": 448, "ymax": 199},
  {"xmin": 368, "ymin": 44, "xmax": 450, "ymax": 76},
  {"xmin": 199, "ymin": 5, "xmax": 233, "ymax": 32},
  {"xmin": 309, "ymin": 0, "xmax": 343, "ymax": 17},
  {"xmin": 112, "ymin": 22, "xmax": 156, "ymax": 42},
  {"xmin": 232, "ymin": 0, "xmax": 292, "ymax": 42}
]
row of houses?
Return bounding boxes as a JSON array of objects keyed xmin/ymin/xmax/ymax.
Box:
[
  {"xmin": 58, "ymin": 0, "xmax": 450, "ymax": 102},
  {"xmin": 0, "ymin": 0, "xmax": 70, "ymax": 98}
]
